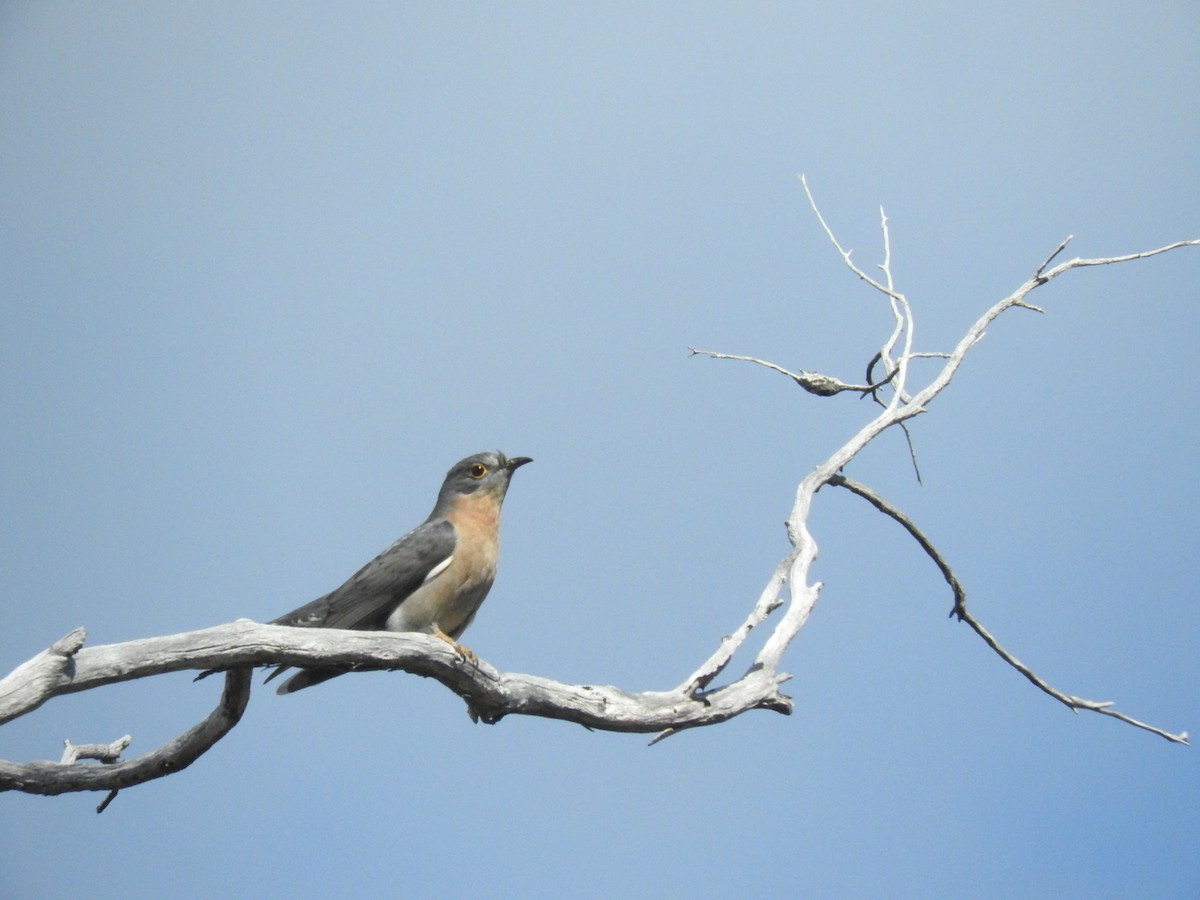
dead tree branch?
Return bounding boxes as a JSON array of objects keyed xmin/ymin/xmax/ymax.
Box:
[
  {"xmin": 682, "ymin": 175, "xmax": 1193, "ymax": 744},
  {"xmin": 3, "ymin": 183, "xmax": 1193, "ymax": 806},
  {"xmin": 1, "ymin": 622, "xmax": 790, "ymax": 806},
  {"xmin": 827, "ymin": 474, "xmax": 1187, "ymax": 744}
]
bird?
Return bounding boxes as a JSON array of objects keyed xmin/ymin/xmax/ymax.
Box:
[{"xmin": 265, "ymin": 450, "xmax": 532, "ymax": 694}]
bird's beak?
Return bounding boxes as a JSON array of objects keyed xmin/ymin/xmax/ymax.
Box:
[{"xmin": 505, "ymin": 456, "xmax": 533, "ymax": 472}]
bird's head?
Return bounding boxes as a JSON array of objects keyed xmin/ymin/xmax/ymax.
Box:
[{"xmin": 435, "ymin": 450, "xmax": 532, "ymax": 508}]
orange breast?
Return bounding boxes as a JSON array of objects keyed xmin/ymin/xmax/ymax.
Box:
[{"xmin": 385, "ymin": 491, "xmax": 503, "ymax": 638}]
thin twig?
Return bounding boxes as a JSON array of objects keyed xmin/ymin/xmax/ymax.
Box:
[
  {"xmin": 799, "ymin": 174, "xmax": 905, "ymax": 303},
  {"xmin": 688, "ymin": 347, "xmax": 892, "ymax": 396},
  {"xmin": 828, "ymin": 474, "xmax": 1189, "ymax": 745},
  {"xmin": 1041, "ymin": 241, "xmax": 1200, "ymax": 280},
  {"xmin": 1036, "ymin": 235, "xmax": 1074, "ymax": 278}
]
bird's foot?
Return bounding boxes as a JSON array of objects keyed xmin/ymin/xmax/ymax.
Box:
[{"xmin": 432, "ymin": 628, "xmax": 478, "ymax": 666}]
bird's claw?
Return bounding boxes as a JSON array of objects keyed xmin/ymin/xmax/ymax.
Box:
[{"xmin": 432, "ymin": 628, "xmax": 478, "ymax": 666}]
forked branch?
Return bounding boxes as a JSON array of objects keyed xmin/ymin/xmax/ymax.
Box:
[
  {"xmin": 686, "ymin": 178, "xmax": 1193, "ymax": 743},
  {"xmin": 828, "ymin": 474, "xmax": 1187, "ymax": 745},
  {"xmin": 2, "ymin": 184, "xmax": 1193, "ymax": 807}
]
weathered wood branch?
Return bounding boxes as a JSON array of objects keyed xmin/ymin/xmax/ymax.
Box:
[
  {"xmin": 828, "ymin": 474, "xmax": 1188, "ymax": 745},
  {"xmin": 0, "ymin": 621, "xmax": 794, "ymax": 801},
  {"xmin": 3, "ymin": 185, "xmax": 1193, "ymax": 807},
  {"xmin": 1, "ymin": 663, "xmax": 251, "ymax": 811},
  {"xmin": 683, "ymin": 178, "xmax": 1194, "ymax": 746}
]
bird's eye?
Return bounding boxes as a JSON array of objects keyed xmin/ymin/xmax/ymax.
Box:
[{"xmin": 469, "ymin": 463, "xmax": 488, "ymax": 478}]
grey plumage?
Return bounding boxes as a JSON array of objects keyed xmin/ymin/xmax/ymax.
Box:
[
  {"xmin": 266, "ymin": 450, "xmax": 531, "ymax": 694},
  {"xmin": 271, "ymin": 518, "xmax": 458, "ymax": 631}
]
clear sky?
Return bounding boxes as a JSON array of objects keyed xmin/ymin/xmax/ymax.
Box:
[{"xmin": 2, "ymin": 4, "xmax": 1197, "ymax": 898}]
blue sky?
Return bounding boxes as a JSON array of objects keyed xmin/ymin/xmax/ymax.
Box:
[{"xmin": 2, "ymin": 4, "xmax": 1197, "ymax": 898}]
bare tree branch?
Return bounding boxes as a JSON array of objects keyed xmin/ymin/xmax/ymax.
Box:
[
  {"xmin": 1, "ymin": 662, "xmax": 251, "ymax": 811},
  {"xmin": 684, "ymin": 179, "xmax": 1193, "ymax": 741},
  {"xmin": 687, "ymin": 347, "xmax": 892, "ymax": 396},
  {"xmin": 0, "ymin": 627, "xmax": 87, "ymax": 726},
  {"xmin": 3, "ymin": 184, "xmax": 1193, "ymax": 805},
  {"xmin": 1036, "ymin": 235, "xmax": 1074, "ymax": 278},
  {"xmin": 1, "ymin": 621, "xmax": 793, "ymax": 803},
  {"xmin": 827, "ymin": 474, "xmax": 1188, "ymax": 745},
  {"xmin": 61, "ymin": 735, "xmax": 132, "ymax": 765}
]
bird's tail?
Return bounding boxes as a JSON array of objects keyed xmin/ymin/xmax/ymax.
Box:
[{"xmin": 272, "ymin": 667, "xmax": 347, "ymax": 695}]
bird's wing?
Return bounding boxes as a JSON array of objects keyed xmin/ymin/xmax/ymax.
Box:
[{"xmin": 271, "ymin": 518, "xmax": 458, "ymax": 631}]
